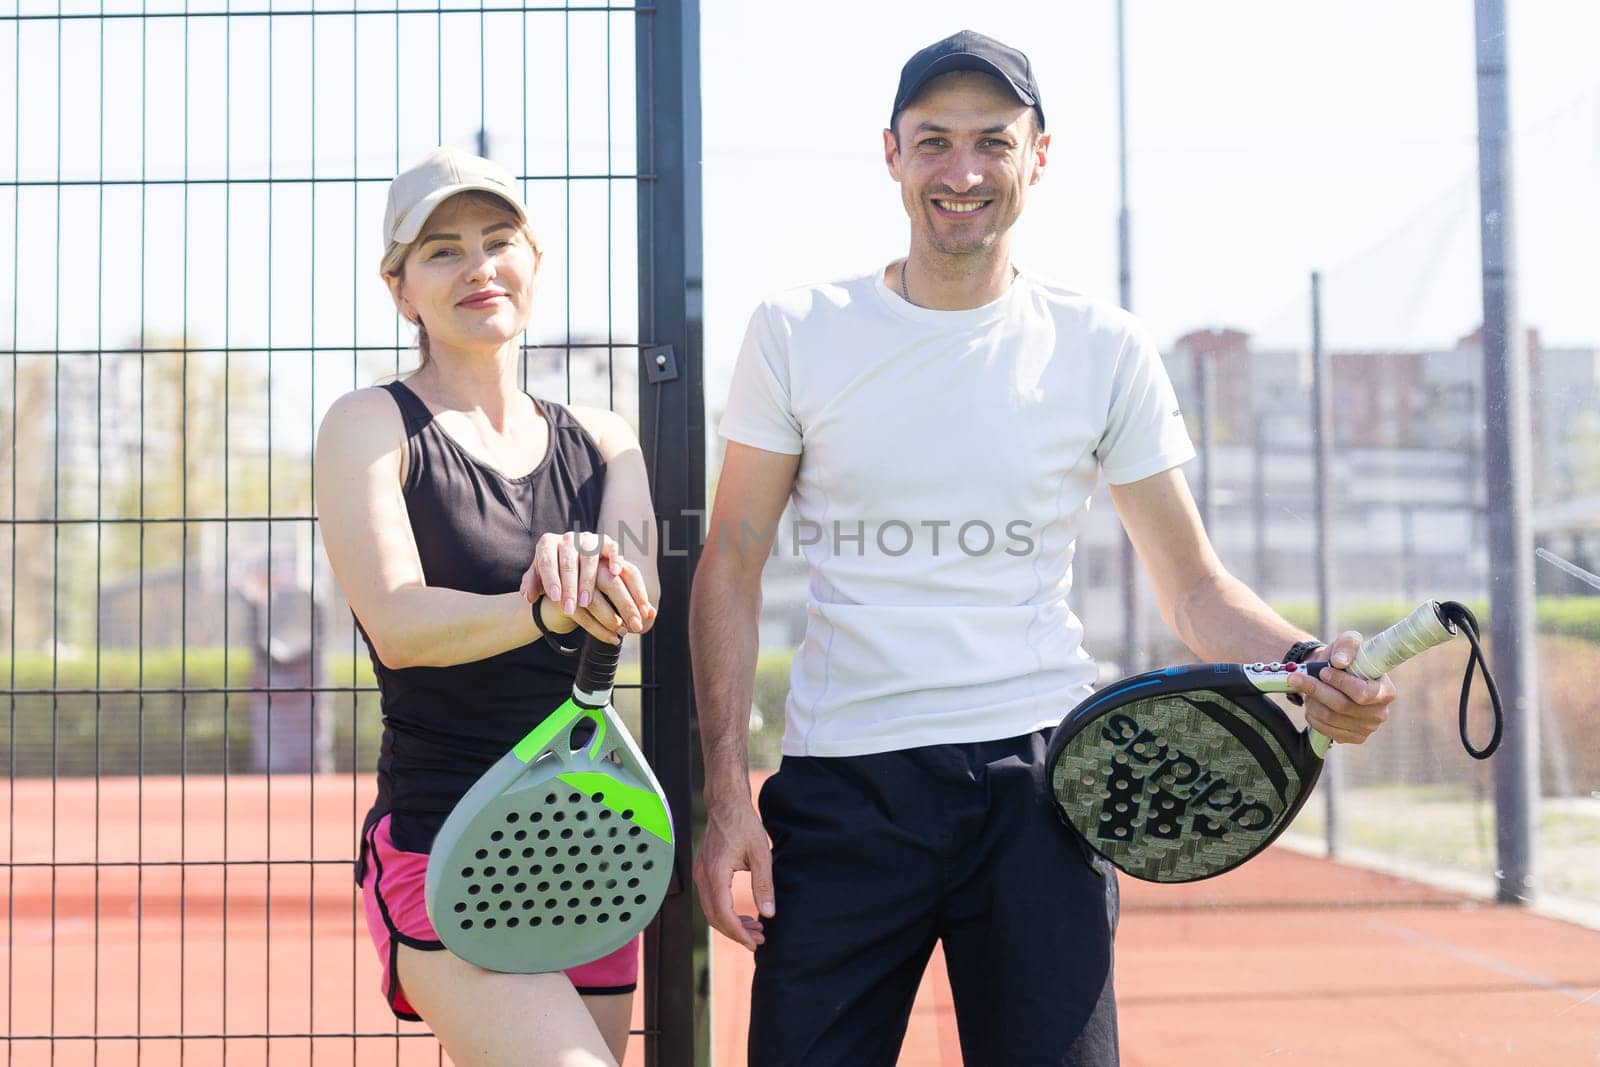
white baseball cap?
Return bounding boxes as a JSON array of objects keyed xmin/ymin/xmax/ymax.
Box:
[{"xmin": 382, "ymin": 146, "xmax": 530, "ymax": 248}]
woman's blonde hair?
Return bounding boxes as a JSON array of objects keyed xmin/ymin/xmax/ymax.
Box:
[{"xmin": 379, "ymin": 190, "xmax": 541, "ymax": 367}]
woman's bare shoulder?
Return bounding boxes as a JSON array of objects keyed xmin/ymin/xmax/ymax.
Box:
[
  {"xmin": 564, "ymin": 404, "xmax": 640, "ymax": 461},
  {"xmin": 316, "ymin": 386, "xmax": 411, "ymax": 475},
  {"xmin": 319, "ymin": 385, "xmax": 407, "ymax": 436}
]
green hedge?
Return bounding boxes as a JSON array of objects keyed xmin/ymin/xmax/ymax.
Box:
[
  {"xmin": 1270, "ymin": 596, "xmax": 1600, "ymax": 643},
  {"xmin": 1534, "ymin": 597, "xmax": 1600, "ymax": 642},
  {"xmin": 1, "ymin": 649, "xmax": 385, "ymax": 778},
  {"xmin": 1, "ymin": 649, "xmax": 655, "ymax": 779},
  {"xmin": 6, "ymin": 649, "xmax": 249, "ymax": 777}
]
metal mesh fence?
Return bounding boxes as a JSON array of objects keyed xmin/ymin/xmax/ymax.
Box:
[{"xmin": 1, "ymin": 0, "xmax": 705, "ymax": 1061}]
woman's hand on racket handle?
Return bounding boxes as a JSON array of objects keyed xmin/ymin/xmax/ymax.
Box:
[
  {"xmin": 533, "ymin": 580, "xmax": 650, "ymax": 645},
  {"xmin": 1286, "ymin": 630, "xmax": 1398, "ymax": 744},
  {"xmin": 692, "ymin": 799, "xmax": 774, "ymax": 952},
  {"xmin": 520, "ymin": 531, "xmax": 656, "ymax": 642}
]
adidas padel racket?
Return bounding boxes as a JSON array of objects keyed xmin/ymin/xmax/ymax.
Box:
[
  {"xmin": 1046, "ymin": 599, "xmax": 1501, "ymax": 883},
  {"xmin": 425, "ymin": 635, "xmax": 674, "ymax": 972}
]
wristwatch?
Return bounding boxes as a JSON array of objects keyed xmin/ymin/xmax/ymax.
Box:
[
  {"xmin": 1283, "ymin": 639, "xmax": 1324, "ymax": 665},
  {"xmin": 1282, "ymin": 639, "xmax": 1324, "ymax": 705}
]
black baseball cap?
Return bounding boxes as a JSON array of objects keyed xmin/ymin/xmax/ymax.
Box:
[{"xmin": 890, "ymin": 30, "xmax": 1045, "ymax": 132}]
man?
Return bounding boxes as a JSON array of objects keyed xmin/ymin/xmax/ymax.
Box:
[{"xmin": 690, "ymin": 30, "xmax": 1395, "ymax": 1065}]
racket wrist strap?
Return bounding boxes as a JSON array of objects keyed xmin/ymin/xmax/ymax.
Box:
[
  {"xmin": 532, "ymin": 595, "xmax": 583, "ymax": 656},
  {"xmin": 1439, "ymin": 601, "xmax": 1503, "ymax": 760},
  {"xmin": 1282, "ymin": 638, "xmax": 1325, "ymax": 706}
]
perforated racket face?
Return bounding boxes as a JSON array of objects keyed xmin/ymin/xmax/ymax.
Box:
[
  {"xmin": 426, "ymin": 701, "xmax": 675, "ymax": 974},
  {"xmin": 1049, "ymin": 687, "xmax": 1320, "ymax": 883},
  {"xmin": 429, "ymin": 773, "xmax": 673, "ymax": 971}
]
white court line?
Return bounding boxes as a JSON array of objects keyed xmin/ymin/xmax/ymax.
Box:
[
  {"xmin": 1277, "ymin": 833, "xmax": 1600, "ymax": 931},
  {"xmin": 1365, "ymin": 917, "xmax": 1600, "ymax": 1009}
]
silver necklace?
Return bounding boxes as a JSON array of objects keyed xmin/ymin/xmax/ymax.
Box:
[{"xmin": 901, "ymin": 260, "xmax": 1021, "ymax": 306}]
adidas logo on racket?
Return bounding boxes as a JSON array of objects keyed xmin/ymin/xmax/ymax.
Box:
[{"xmin": 1047, "ymin": 600, "xmax": 1502, "ymax": 883}]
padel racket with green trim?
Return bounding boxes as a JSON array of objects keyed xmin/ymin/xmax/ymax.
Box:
[
  {"xmin": 425, "ymin": 636, "xmax": 674, "ymax": 972},
  {"xmin": 1046, "ymin": 600, "xmax": 1501, "ymax": 883}
]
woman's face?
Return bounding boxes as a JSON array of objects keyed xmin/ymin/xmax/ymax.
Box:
[{"xmin": 390, "ymin": 193, "xmax": 540, "ymax": 354}]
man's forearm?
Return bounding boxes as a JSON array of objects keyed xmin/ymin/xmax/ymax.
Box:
[
  {"xmin": 1171, "ymin": 568, "xmax": 1320, "ymax": 665},
  {"xmin": 689, "ymin": 559, "xmax": 764, "ymax": 808}
]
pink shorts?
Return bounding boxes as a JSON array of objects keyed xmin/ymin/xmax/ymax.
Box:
[{"xmin": 361, "ymin": 814, "xmax": 639, "ymax": 1020}]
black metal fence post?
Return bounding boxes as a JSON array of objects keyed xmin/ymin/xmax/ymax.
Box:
[{"xmin": 636, "ymin": 1, "xmax": 711, "ymax": 1063}]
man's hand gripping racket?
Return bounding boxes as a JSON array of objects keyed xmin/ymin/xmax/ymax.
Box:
[
  {"xmin": 1046, "ymin": 600, "xmax": 1503, "ymax": 883},
  {"xmin": 425, "ymin": 635, "xmax": 674, "ymax": 971}
]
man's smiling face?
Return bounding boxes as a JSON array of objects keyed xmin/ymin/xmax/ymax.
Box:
[{"xmin": 886, "ymin": 71, "xmax": 1049, "ymax": 258}]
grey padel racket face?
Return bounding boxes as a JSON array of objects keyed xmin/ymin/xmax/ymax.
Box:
[
  {"xmin": 1047, "ymin": 665, "xmax": 1323, "ymax": 883},
  {"xmin": 425, "ymin": 642, "xmax": 674, "ymax": 973},
  {"xmin": 1047, "ymin": 601, "xmax": 1492, "ymax": 884}
]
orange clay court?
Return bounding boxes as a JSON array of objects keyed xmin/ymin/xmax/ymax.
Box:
[{"xmin": 4, "ymin": 774, "xmax": 1598, "ymax": 1065}]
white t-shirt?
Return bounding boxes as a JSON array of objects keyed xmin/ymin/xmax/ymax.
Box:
[{"xmin": 718, "ymin": 268, "xmax": 1195, "ymax": 757}]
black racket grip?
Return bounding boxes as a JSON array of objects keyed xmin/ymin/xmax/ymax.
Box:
[{"xmin": 575, "ymin": 636, "xmax": 621, "ymax": 699}]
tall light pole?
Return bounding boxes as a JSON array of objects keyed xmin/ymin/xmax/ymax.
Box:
[
  {"xmin": 1310, "ymin": 271, "xmax": 1340, "ymax": 854},
  {"xmin": 1474, "ymin": 0, "xmax": 1537, "ymax": 905},
  {"xmin": 1193, "ymin": 348, "xmax": 1215, "ymax": 531},
  {"xmin": 1115, "ymin": 0, "xmax": 1144, "ymax": 674}
]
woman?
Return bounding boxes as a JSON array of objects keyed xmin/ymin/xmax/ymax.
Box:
[{"xmin": 316, "ymin": 147, "xmax": 659, "ymax": 1066}]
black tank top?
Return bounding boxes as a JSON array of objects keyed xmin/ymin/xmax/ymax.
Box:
[{"xmin": 356, "ymin": 380, "xmax": 607, "ymax": 876}]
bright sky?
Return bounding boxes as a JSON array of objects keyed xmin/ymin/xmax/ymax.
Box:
[
  {"xmin": 1, "ymin": 0, "xmax": 1595, "ymax": 441},
  {"xmin": 699, "ymin": 0, "xmax": 1600, "ymax": 401}
]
